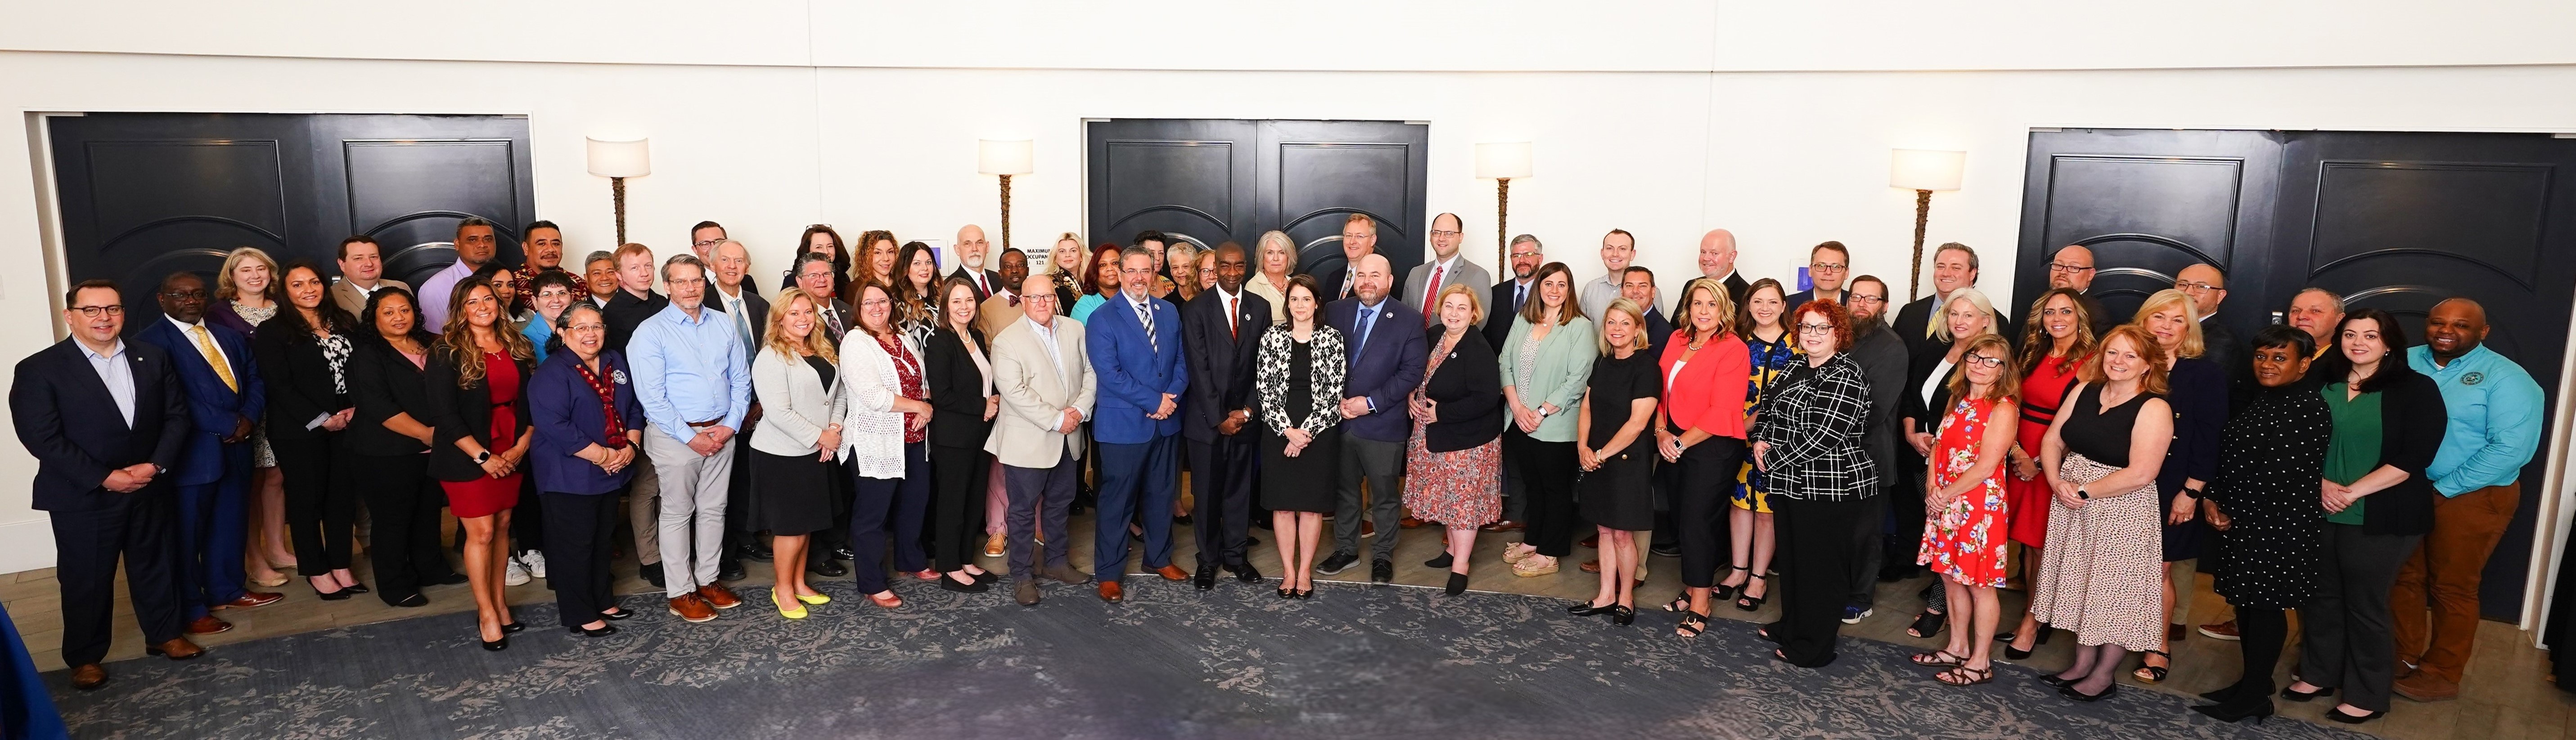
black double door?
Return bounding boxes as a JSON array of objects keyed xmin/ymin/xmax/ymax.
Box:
[
  {"xmin": 2018, "ymin": 128, "xmax": 2576, "ymax": 618},
  {"xmin": 1085, "ymin": 119, "xmax": 1430, "ymax": 283},
  {"xmin": 48, "ymin": 113, "xmax": 536, "ymax": 324}
]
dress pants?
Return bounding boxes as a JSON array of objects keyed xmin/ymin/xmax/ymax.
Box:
[
  {"xmin": 1004, "ymin": 460, "xmax": 1078, "ymax": 580},
  {"xmin": 1771, "ymin": 495, "xmax": 1864, "ymax": 667},
  {"xmin": 356, "ymin": 453, "xmax": 458, "ymax": 605},
  {"xmin": 2299, "ymin": 523, "xmax": 2421, "ymax": 713},
  {"xmin": 928, "ymin": 443, "xmax": 993, "ymax": 573},
  {"xmin": 50, "ymin": 490, "xmax": 185, "ymax": 667},
  {"xmin": 1846, "ymin": 493, "xmax": 1889, "ymax": 610},
  {"xmin": 174, "ymin": 444, "xmax": 251, "ymax": 618},
  {"xmin": 508, "ymin": 474, "xmax": 544, "ymax": 553},
  {"xmin": 272, "ymin": 434, "xmax": 356, "ymax": 572},
  {"xmin": 644, "ymin": 426, "xmax": 734, "ymax": 599},
  {"xmin": 1672, "ymin": 435, "xmax": 1745, "ymax": 588},
  {"xmin": 1094, "ymin": 434, "xmax": 1180, "ymax": 578},
  {"xmin": 984, "ymin": 458, "xmax": 1010, "ymax": 537},
  {"xmin": 1189, "ymin": 433, "xmax": 1258, "ymax": 570},
  {"xmin": 2391, "ymin": 483, "xmax": 2520, "ymax": 683},
  {"xmin": 1333, "ymin": 433, "xmax": 1406, "ymax": 562},
  {"xmin": 539, "ymin": 491, "xmax": 620, "ymax": 624},
  {"xmin": 850, "ymin": 442, "xmax": 932, "ymax": 594},
  {"xmin": 1504, "ymin": 430, "xmax": 1578, "ymax": 558},
  {"xmin": 722, "ymin": 417, "xmax": 758, "ymax": 556},
  {"xmin": 1883, "ymin": 458, "xmax": 1929, "ymax": 579},
  {"xmin": 624, "ymin": 448, "xmax": 662, "ymax": 567}
]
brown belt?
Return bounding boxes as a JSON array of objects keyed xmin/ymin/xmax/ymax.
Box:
[{"xmin": 687, "ymin": 418, "xmax": 723, "ymax": 429}]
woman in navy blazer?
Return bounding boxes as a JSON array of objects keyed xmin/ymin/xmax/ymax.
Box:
[{"xmin": 527, "ymin": 302, "xmax": 645, "ymax": 636}]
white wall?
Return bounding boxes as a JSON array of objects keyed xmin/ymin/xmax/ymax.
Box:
[{"xmin": 5, "ymin": 5, "xmax": 2576, "ymax": 606}]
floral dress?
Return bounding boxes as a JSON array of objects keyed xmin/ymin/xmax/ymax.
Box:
[
  {"xmin": 1731, "ymin": 329, "xmax": 1799, "ymax": 512},
  {"xmin": 1400, "ymin": 338, "xmax": 1502, "ymax": 527},
  {"xmin": 1917, "ymin": 396, "xmax": 2010, "ymax": 587}
]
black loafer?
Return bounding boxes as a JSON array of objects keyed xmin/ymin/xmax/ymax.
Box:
[
  {"xmin": 598, "ymin": 608, "xmax": 633, "ymax": 621},
  {"xmin": 810, "ymin": 560, "xmax": 849, "ymax": 578},
  {"xmin": 1229, "ymin": 564, "xmax": 1262, "ymax": 583},
  {"xmin": 568, "ymin": 623, "xmax": 619, "ymax": 637},
  {"xmin": 391, "ymin": 592, "xmax": 429, "ymax": 608}
]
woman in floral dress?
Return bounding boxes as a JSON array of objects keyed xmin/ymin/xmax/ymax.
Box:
[
  {"xmin": 1720, "ymin": 279, "xmax": 1795, "ymax": 610},
  {"xmin": 1402, "ymin": 285, "xmax": 1504, "ymax": 596},
  {"xmin": 1912, "ymin": 334, "xmax": 2021, "ymax": 686}
]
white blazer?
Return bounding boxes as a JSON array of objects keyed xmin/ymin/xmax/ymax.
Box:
[
  {"xmin": 837, "ymin": 331, "xmax": 925, "ymax": 479},
  {"xmin": 748, "ymin": 347, "xmax": 846, "ymax": 458}
]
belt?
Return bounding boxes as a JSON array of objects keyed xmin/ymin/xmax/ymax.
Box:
[{"xmin": 687, "ymin": 418, "xmax": 724, "ymax": 429}]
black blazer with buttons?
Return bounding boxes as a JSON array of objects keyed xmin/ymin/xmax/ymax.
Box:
[
  {"xmin": 1422, "ymin": 329, "xmax": 1504, "ymax": 453},
  {"xmin": 252, "ymin": 322, "xmax": 354, "ymax": 442},
  {"xmin": 1181, "ymin": 288, "xmax": 1271, "ymax": 444},
  {"xmin": 923, "ymin": 325, "xmax": 996, "ymax": 450},
  {"xmin": 421, "ymin": 343, "xmax": 536, "ymax": 483},
  {"xmin": 347, "ymin": 337, "xmax": 435, "ymax": 457}
]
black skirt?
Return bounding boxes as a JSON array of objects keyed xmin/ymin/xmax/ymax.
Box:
[
  {"xmin": 752, "ymin": 447, "xmax": 838, "ymax": 536},
  {"xmin": 1577, "ymin": 447, "xmax": 1657, "ymax": 531},
  {"xmin": 1261, "ymin": 427, "xmax": 1341, "ymax": 514}
]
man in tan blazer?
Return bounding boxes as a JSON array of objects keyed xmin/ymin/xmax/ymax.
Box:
[
  {"xmin": 974, "ymin": 248, "xmax": 1031, "ymax": 340},
  {"xmin": 331, "ymin": 236, "xmax": 411, "ymax": 317},
  {"xmin": 986, "ymin": 272, "xmax": 1097, "ymax": 605}
]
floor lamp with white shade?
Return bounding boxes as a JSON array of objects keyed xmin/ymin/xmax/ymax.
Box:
[
  {"xmin": 979, "ymin": 139, "xmax": 1033, "ymax": 253},
  {"xmin": 586, "ymin": 137, "xmax": 650, "ymax": 246},
  {"xmin": 1476, "ymin": 142, "xmax": 1533, "ymax": 269},
  {"xmin": 1890, "ymin": 148, "xmax": 1965, "ymax": 300}
]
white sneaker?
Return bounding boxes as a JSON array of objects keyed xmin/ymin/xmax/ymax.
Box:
[
  {"xmin": 504, "ymin": 558, "xmax": 531, "ymax": 586},
  {"xmin": 520, "ymin": 550, "xmax": 548, "ymax": 579}
]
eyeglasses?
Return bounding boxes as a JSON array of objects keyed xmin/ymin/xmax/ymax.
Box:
[
  {"xmin": 1962, "ymin": 353, "xmax": 2007, "ymax": 369},
  {"xmin": 69, "ymin": 305, "xmax": 126, "ymax": 318},
  {"xmin": 2175, "ymin": 280, "xmax": 2226, "ymax": 293},
  {"xmin": 2047, "ymin": 262, "xmax": 2095, "ymax": 273},
  {"xmin": 1846, "ymin": 294, "xmax": 1886, "ymax": 305},
  {"xmin": 1429, "ymin": 230, "xmax": 1461, "ymax": 238},
  {"xmin": 1509, "ymin": 249, "xmax": 1542, "ymax": 259},
  {"xmin": 693, "ymin": 238, "xmax": 723, "ymax": 249},
  {"xmin": 1795, "ymin": 322, "xmax": 1836, "ymax": 334},
  {"xmin": 160, "ymin": 289, "xmax": 207, "ymax": 300},
  {"xmin": 1810, "ymin": 262, "xmax": 1847, "ymax": 272}
]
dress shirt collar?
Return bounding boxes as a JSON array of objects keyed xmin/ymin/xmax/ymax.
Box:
[
  {"xmin": 1212, "ymin": 285, "xmax": 1242, "ymax": 304},
  {"xmin": 79, "ymin": 338, "xmax": 126, "ymax": 362},
  {"xmin": 1125, "ymin": 290, "xmax": 1156, "ymax": 315},
  {"xmin": 166, "ymin": 315, "xmax": 207, "ymax": 333}
]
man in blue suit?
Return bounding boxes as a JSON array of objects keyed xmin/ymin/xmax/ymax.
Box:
[
  {"xmin": 1084, "ymin": 245, "xmax": 1191, "ymax": 602},
  {"xmin": 1316, "ymin": 254, "xmax": 1426, "ymax": 583},
  {"xmin": 132, "ymin": 272, "xmax": 280, "ymax": 636},
  {"xmin": 12, "ymin": 280, "xmax": 204, "ymax": 690}
]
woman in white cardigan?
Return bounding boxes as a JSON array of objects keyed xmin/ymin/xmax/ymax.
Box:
[
  {"xmin": 747, "ymin": 289, "xmax": 846, "ymax": 619},
  {"xmin": 839, "ymin": 282, "xmax": 937, "ymax": 609}
]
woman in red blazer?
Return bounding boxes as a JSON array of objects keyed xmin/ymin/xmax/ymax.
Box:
[{"xmin": 1653, "ymin": 277, "xmax": 1752, "ymax": 640}]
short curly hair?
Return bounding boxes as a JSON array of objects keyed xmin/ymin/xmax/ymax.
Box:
[{"xmin": 1786, "ymin": 296, "xmax": 1854, "ymax": 352}]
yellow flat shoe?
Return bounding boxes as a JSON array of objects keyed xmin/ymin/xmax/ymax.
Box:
[
  {"xmin": 795, "ymin": 592, "xmax": 831, "ymax": 605},
  {"xmin": 773, "ymin": 589, "xmax": 808, "ymax": 619}
]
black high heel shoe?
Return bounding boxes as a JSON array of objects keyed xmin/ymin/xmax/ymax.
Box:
[
  {"xmin": 1611, "ymin": 605, "xmax": 1635, "ymax": 626},
  {"xmin": 2324, "ymin": 707, "xmax": 2383, "ymax": 724},
  {"xmin": 499, "ymin": 622, "xmax": 524, "ymax": 634},
  {"xmin": 1293, "ymin": 588, "xmax": 1312, "ymax": 600},
  {"xmin": 1733, "ymin": 574, "xmax": 1769, "ymax": 612},
  {"xmin": 2198, "ymin": 682, "xmax": 2246, "ymax": 703},
  {"xmin": 2279, "ymin": 684, "xmax": 2334, "ymax": 702},
  {"xmin": 480, "ymin": 633, "xmax": 509, "ymax": 652},
  {"xmin": 1712, "ymin": 565, "xmax": 1750, "ymax": 602},
  {"xmin": 312, "ymin": 582, "xmax": 353, "ymax": 601},
  {"xmin": 2059, "ymin": 682, "xmax": 2117, "ymax": 703},
  {"xmin": 1279, "ymin": 585, "xmax": 1296, "ymax": 599},
  {"xmin": 567, "ymin": 623, "xmax": 619, "ymax": 637},
  {"xmin": 343, "ymin": 582, "xmax": 370, "ymax": 594},
  {"xmin": 2191, "ymin": 698, "xmax": 2274, "ymax": 724}
]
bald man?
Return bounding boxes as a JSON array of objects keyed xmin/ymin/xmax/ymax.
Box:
[
  {"xmin": 2174, "ymin": 264, "xmax": 2250, "ymax": 411},
  {"xmin": 951, "ymin": 224, "xmax": 1003, "ymax": 300},
  {"xmin": 1678, "ymin": 230, "xmax": 1750, "ymax": 318},
  {"xmin": 2047, "ymin": 244, "xmax": 2115, "ymax": 336}
]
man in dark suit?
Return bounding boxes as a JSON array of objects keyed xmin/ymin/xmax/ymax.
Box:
[
  {"xmin": 1892, "ymin": 242, "xmax": 1981, "ymax": 360},
  {"xmin": 1783, "ymin": 240, "xmax": 1852, "ymax": 312},
  {"xmin": 130, "ymin": 272, "xmax": 279, "ymax": 637},
  {"xmin": 949, "ymin": 224, "xmax": 1005, "ymax": 301},
  {"xmin": 1085, "ymin": 245, "xmax": 1192, "ymax": 602},
  {"xmin": 2045, "ymin": 244, "xmax": 2117, "ymax": 336},
  {"xmin": 1316, "ymin": 215, "xmax": 1381, "ymax": 301},
  {"xmin": 1621, "ymin": 266, "xmax": 1675, "ymax": 340},
  {"xmin": 2175, "ymin": 263, "xmax": 2251, "ymax": 410},
  {"xmin": 707, "ymin": 239, "xmax": 782, "ymax": 579},
  {"xmin": 601, "ymin": 242, "xmax": 670, "ymax": 587},
  {"xmin": 13, "ymin": 280, "xmax": 206, "ymax": 690},
  {"xmin": 1180, "ymin": 243, "xmax": 1270, "ymax": 589},
  {"xmin": 1673, "ymin": 229, "xmax": 1752, "ymax": 319},
  {"xmin": 1316, "ymin": 254, "xmax": 1427, "ymax": 583},
  {"xmin": 1484, "ymin": 234, "xmax": 1544, "ymax": 361}
]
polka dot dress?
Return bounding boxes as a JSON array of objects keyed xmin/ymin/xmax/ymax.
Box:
[{"xmin": 2205, "ymin": 383, "xmax": 2334, "ymax": 609}]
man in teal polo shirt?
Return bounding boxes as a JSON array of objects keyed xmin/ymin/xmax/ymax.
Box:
[{"xmin": 2391, "ymin": 298, "xmax": 2543, "ymax": 702}]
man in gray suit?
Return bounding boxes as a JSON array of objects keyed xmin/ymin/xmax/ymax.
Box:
[
  {"xmin": 330, "ymin": 236, "xmax": 410, "ymax": 317},
  {"xmin": 987, "ymin": 272, "xmax": 1099, "ymax": 606},
  {"xmin": 1401, "ymin": 212, "xmax": 1492, "ymax": 323}
]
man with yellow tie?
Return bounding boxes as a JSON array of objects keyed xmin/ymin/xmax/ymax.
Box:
[{"xmin": 134, "ymin": 272, "xmax": 282, "ymax": 636}]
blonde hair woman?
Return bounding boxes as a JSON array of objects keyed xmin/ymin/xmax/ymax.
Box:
[
  {"xmin": 209, "ymin": 246, "xmax": 297, "ymax": 586},
  {"xmin": 1402, "ymin": 284, "xmax": 1505, "ymax": 596},
  {"xmin": 748, "ymin": 288, "xmax": 846, "ymax": 618},
  {"xmin": 1570, "ymin": 298, "xmax": 1662, "ymax": 625},
  {"xmin": 1049, "ymin": 232, "xmax": 1087, "ymax": 308},
  {"xmin": 2127, "ymin": 287, "xmax": 2228, "ymax": 684}
]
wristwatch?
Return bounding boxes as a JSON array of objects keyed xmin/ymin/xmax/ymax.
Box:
[
  {"xmin": 473, "ymin": 451, "xmax": 493, "ymax": 465},
  {"xmin": 2076, "ymin": 488, "xmax": 2091, "ymax": 500}
]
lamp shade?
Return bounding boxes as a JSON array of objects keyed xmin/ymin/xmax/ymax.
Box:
[
  {"xmin": 586, "ymin": 137, "xmax": 650, "ymax": 178},
  {"xmin": 1475, "ymin": 142, "xmax": 1533, "ymax": 179},
  {"xmin": 1889, "ymin": 148, "xmax": 1965, "ymax": 191},
  {"xmin": 978, "ymin": 139, "xmax": 1033, "ymax": 176}
]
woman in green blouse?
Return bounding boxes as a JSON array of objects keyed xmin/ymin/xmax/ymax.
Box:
[{"xmin": 1497, "ymin": 262, "xmax": 1596, "ymax": 578}]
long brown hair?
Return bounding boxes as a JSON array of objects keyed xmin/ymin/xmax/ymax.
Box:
[
  {"xmin": 2016, "ymin": 287, "xmax": 2098, "ymax": 374},
  {"xmin": 1738, "ymin": 278, "xmax": 1788, "ymax": 335},
  {"xmin": 849, "ymin": 230, "xmax": 897, "ymax": 288},
  {"xmin": 438, "ymin": 281, "xmax": 534, "ymax": 388},
  {"xmin": 1517, "ymin": 262, "xmax": 1583, "ymax": 326},
  {"xmin": 852, "ymin": 282, "xmax": 900, "ymax": 341}
]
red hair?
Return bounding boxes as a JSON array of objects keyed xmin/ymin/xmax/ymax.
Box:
[{"xmin": 1787, "ymin": 297, "xmax": 1854, "ymax": 351}]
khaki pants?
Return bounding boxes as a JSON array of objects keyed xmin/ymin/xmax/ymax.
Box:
[{"xmin": 2389, "ymin": 482, "xmax": 2519, "ymax": 683}]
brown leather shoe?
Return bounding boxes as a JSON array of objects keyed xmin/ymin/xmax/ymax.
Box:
[
  {"xmin": 1580, "ymin": 534, "xmax": 1599, "ymax": 549},
  {"xmin": 2393, "ymin": 672, "xmax": 2460, "ymax": 702},
  {"xmin": 1480, "ymin": 520, "xmax": 1524, "ymax": 532},
  {"xmin": 214, "ymin": 591, "xmax": 284, "ymax": 610},
  {"xmin": 1098, "ymin": 580, "xmax": 1124, "ymax": 602},
  {"xmin": 70, "ymin": 664, "xmax": 107, "ymax": 690},
  {"xmin": 667, "ymin": 594, "xmax": 717, "ymax": 623},
  {"xmin": 1579, "ymin": 559, "xmax": 1603, "ymax": 573},
  {"xmin": 185, "ymin": 615, "xmax": 233, "ymax": 636},
  {"xmin": 1155, "ymin": 564, "xmax": 1189, "ymax": 581},
  {"xmin": 145, "ymin": 637, "xmax": 205, "ymax": 660},
  {"xmin": 696, "ymin": 585, "xmax": 741, "ymax": 609},
  {"xmin": 1400, "ymin": 516, "xmax": 1428, "ymax": 529}
]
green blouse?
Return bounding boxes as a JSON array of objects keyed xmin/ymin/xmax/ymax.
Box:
[{"xmin": 2320, "ymin": 382, "xmax": 2382, "ymax": 526}]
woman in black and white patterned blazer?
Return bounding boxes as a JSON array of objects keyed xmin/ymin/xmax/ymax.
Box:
[
  {"xmin": 1750, "ymin": 298, "xmax": 1881, "ymax": 669},
  {"xmin": 1255, "ymin": 275, "xmax": 1347, "ymax": 599}
]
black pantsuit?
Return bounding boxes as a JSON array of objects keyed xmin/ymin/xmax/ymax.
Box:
[
  {"xmin": 540, "ymin": 491, "xmax": 621, "ymax": 624},
  {"xmin": 1671, "ymin": 432, "xmax": 1745, "ymax": 588},
  {"xmin": 509, "ymin": 475, "xmax": 545, "ymax": 553},
  {"xmin": 1771, "ymin": 495, "xmax": 1863, "ymax": 667},
  {"xmin": 356, "ymin": 452, "xmax": 456, "ymax": 605},
  {"xmin": 50, "ymin": 493, "xmax": 185, "ymax": 667},
  {"xmin": 270, "ymin": 435, "xmax": 354, "ymax": 571},
  {"xmin": 927, "ymin": 443, "xmax": 992, "ymax": 573},
  {"xmin": 1188, "ymin": 435, "xmax": 1257, "ymax": 569},
  {"xmin": 1505, "ymin": 429, "xmax": 1580, "ymax": 557}
]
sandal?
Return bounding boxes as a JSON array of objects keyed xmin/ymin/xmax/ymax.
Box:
[
  {"xmin": 1910, "ymin": 650, "xmax": 1966, "ymax": 667},
  {"xmin": 1733, "ymin": 574, "xmax": 1769, "ymax": 612},
  {"xmin": 1676, "ymin": 610, "xmax": 1710, "ymax": 639},
  {"xmin": 1501, "ymin": 543, "xmax": 1535, "ymax": 564},
  {"xmin": 1937, "ymin": 664, "xmax": 1996, "ymax": 686},
  {"xmin": 1713, "ymin": 565, "xmax": 1751, "ymax": 602},
  {"xmin": 1906, "ymin": 609, "xmax": 1947, "ymax": 638},
  {"xmin": 2133, "ymin": 650, "xmax": 2170, "ymax": 683},
  {"xmin": 1660, "ymin": 592, "xmax": 1693, "ymax": 613}
]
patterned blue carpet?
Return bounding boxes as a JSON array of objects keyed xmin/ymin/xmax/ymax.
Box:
[{"xmin": 46, "ymin": 578, "xmax": 2369, "ymax": 739}]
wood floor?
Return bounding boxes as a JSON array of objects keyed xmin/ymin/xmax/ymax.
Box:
[{"xmin": 6, "ymin": 507, "xmax": 2570, "ymax": 739}]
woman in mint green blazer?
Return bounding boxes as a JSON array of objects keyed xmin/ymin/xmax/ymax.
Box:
[{"xmin": 1496, "ymin": 262, "xmax": 1597, "ymax": 578}]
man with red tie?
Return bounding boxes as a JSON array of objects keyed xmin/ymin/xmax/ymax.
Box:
[
  {"xmin": 1402, "ymin": 213, "xmax": 1493, "ymax": 323},
  {"xmin": 1181, "ymin": 243, "xmax": 1271, "ymax": 589}
]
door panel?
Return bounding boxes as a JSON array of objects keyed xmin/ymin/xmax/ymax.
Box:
[
  {"xmin": 2017, "ymin": 129, "xmax": 2280, "ymax": 333},
  {"xmin": 1086, "ymin": 118, "xmax": 1428, "ymax": 286}
]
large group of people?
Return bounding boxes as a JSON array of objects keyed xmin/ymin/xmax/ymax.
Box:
[{"xmin": 11, "ymin": 212, "xmax": 2547, "ymax": 728}]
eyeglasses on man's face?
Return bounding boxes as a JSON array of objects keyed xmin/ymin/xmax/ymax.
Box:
[
  {"xmin": 2047, "ymin": 262, "xmax": 2094, "ymax": 273},
  {"xmin": 2175, "ymin": 280, "xmax": 2225, "ymax": 293},
  {"xmin": 70, "ymin": 305, "xmax": 126, "ymax": 318}
]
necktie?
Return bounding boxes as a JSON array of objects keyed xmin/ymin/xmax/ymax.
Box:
[
  {"xmin": 1226, "ymin": 295, "xmax": 1239, "ymax": 341},
  {"xmin": 1351, "ymin": 305, "xmax": 1376, "ymax": 366},
  {"xmin": 976, "ymin": 272, "xmax": 989, "ymax": 296},
  {"xmin": 1423, "ymin": 264, "xmax": 1445, "ymax": 326},
  {"xmin": 1137, "ymin": 301, "xmax": 1157, "ymax": 353},
  {"xmin": 190, "ymin": 325, "xmax": 238, "ymax": 392},
  {"xmin": 730, "ymin": 296, "xmax": 754, "ymax": 351},
  {"xmin": 1514, "ymin": 282, "xmax": 1528, "ymax": 312},
  {"xmin": 1342, "ymin": 270, "xmax": 1355, "ymax": 299}
]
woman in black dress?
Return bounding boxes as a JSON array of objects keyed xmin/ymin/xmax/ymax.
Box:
[
  {"xmin": 1573, "ymin": 299, "xmax": 1662, "ymax": 626},
  {"xmin": 2132, "ymin": 289, "xmax": 2230, "ymax": 683},
  {"xmin": 924, "ymin": 278, "xmax": 1000, "ymax": 592},
  {"xmin": 346, "ymin": 287, "xmax": 466, "ymax": 608},
  {"xmin": 1256, "ymin": 276, "xmax": 1346, "ymax": 599},
  {"xmin": 747, "ymin": 288, "xmax": 845, "ymax": 617},
  {"xmin": 253, "ymin": 262, "xmax": 364, "ymax": 599},
  {"xmin": 2192, "ymin": 325, "xmax": 2332, "ymax": 722}
]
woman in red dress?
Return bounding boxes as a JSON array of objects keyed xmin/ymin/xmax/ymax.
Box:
[
  {"xmin": 425, "ymin": 281, "xmax": 535, "ymax": 650},
  {"xmin": 2002, "ymin": 288, "xmax": 2096, "ymax": 658},
  {"xmin": 1913, "ymin": 334, "xmax": 2021, "ymax": 686}
]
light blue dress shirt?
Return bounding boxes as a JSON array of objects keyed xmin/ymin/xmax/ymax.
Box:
[
  {"xmin": 82, "ymin": 339, "xmax": 137, "ymax": 426},
  {"xmin": 627, "ymin": 302, "xmax": 753, "ymax": 445},
  {"xmin": 2407, "ymin": 343, "xmax": 2544, "ymax": 496}
]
